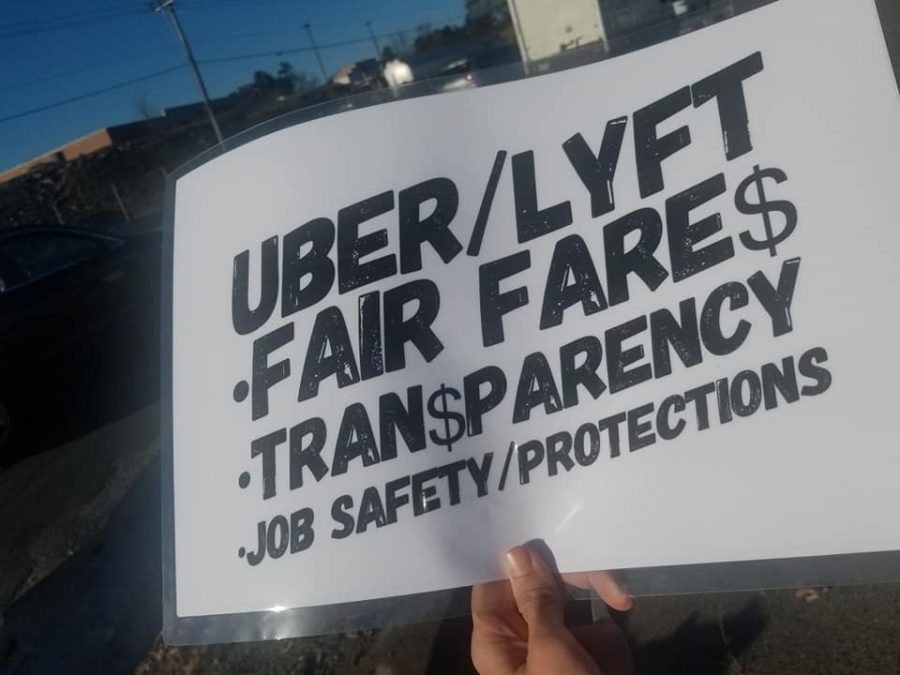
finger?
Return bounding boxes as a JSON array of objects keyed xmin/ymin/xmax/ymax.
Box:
[
  {"xmin": 471, "ymin": 581, "xmax": 527, "ymax": 675},
  {"xmin": 586, "ymin": 571, "xmax": 633, "ymax": 612},
  {"xmin": 505, "ymin": 545, "xmax": 567, "ymax": 636},
  {"xmin": 563, "ymin": 570, "xmax": 633, "ymax": 612},
  {"xmin": 471, "ymin": 579, "xmax": 517, "ymax": 615},
  {"xmin": 471, "ymin": 579, "xmax": 526, "ymax": 638}
]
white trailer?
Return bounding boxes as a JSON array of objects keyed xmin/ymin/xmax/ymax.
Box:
[{"xmin": 507, "ymin": 0, "xmax": 607, "ymax": 63}]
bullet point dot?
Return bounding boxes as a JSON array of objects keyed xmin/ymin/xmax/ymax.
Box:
[
  {"xmin": 233, "ymin": 380, "xmax": 249, "ymax": 402},
  {"xmin": 238, "ymin": 547, "xmax": 246, "ymax": 558},
  {"xmin": 238, "ymin": 471, "xmax": 251, "ymax": 489}
]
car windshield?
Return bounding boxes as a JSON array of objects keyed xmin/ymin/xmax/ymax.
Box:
[{"xmin": 1, "ymin": 1, "xmax": 899, "ymax": 673}]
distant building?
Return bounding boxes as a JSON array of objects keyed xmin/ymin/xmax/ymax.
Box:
[
  {"xmin": 161, "ymin": 97, "xmax": 233, "ymax": 125},
  {"xmin": 0, "ymin": 154, "xmax": 60, "ymax": 185},
  {"xmin": 0, "ymin": 119, "xmax": 159, "ymax": 185}
]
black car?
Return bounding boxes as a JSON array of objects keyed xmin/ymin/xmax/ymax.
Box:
[{"xmin": 0, "ymin": 225, "xmax": 161, "ymax": 466}]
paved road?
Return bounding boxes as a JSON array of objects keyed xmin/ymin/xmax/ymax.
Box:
[{"xmin": 1, "ymin": 406, "xmax": 899, "ymax": 674}]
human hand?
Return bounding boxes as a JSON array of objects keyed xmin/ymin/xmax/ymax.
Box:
[{"xmin": 471, "ymin": 545, "xmax": 633, "ymax": 675}]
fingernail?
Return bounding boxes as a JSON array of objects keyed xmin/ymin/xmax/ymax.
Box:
[{"xmin": 505, "ymin": 546, "xmax": 532, "ymax": 578}]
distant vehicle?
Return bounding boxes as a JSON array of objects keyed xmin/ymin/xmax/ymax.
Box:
[
  {"xmin": 431, "ymin": 46, "xmax": 522, "ymax": 92},
  {"xmin": 672, "ymin": 0, "xmax": 691, "ymax": 15},
  {"xmin": 332, "ymin": 57, "xmax": 415, "ymax": 92},
  {"xmin": 382, "ymin": 58, "xmax": 415, "ymax": 88},
  {"xmin": 0, "ymin": 225, "xmax": 162, "ymax": 465},
  {"xmin": 436, "ymin": 58, "xmax": 478, "ymax": 91},
  {"xmin": 332, "ymin": 58, "xmax": 384, "ymax": 89}
]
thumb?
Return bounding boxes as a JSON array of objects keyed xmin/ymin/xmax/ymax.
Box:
[{"xmin": 505, "ymin": 545, "xmax": 567, "ymax": 637}]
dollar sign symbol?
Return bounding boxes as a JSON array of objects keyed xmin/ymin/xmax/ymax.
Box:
[
  {"xmin": 427, "ymin": 384, "xmax": 466, "ymax": 452},
  {"xmin": 735, "ymin": 165, "xmax": 798, "ymax": 257}
]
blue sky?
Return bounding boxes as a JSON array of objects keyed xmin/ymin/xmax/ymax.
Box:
[{"xmin": 0, "ymin": 0, "xmax": 465, "ymax": 171}]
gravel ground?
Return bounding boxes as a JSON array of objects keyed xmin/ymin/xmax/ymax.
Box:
[{"xmin": 133, "ymin": 585, "xmax": 900, "ymax": 674}]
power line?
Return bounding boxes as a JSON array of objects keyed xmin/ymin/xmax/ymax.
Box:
[
  {"xmin": 0, "ymin": 65, "xmax": 186, "ymax": 125},
  {"xmin": 195, "ymin": 31, "xmax": 410, "ymax": 66},
  {"xmin": 0, "ymin": 1, "xmax": 469, "ymax": 41},
  {"xmin": 0, "ymin": 1, "xmax": 463, "ymax": 38},
  {"xmin": 0, "ymin": 50, "xmax": 181, "ymax": 94},
  {"xmin": 180, "ymin": 0, "xmax": 308, "ymax": 7},
  {"xmin": 0, "ymin": 17, "xmax": 472, "ymax": 124},
  {"xmin": 179, "ymin": 1, "xmax": 464, "ymax": 26},
  {"xmin": 192, "ymin": 27, "xmax": 302, "ymax": 43},
  {"xmin": 197, "ymin": 42, "xmax": 364, "ymax": 66},
  {"xmin": 0, "ymin": 7, "xmax": 149, "ymax": 39},
  {"xmin": 190, "ymin": 12, "xmax": 461, "ymax": 46},
  {"xmin": 0, "ymin": 6, "xmax": 144, "ymax": 32}
]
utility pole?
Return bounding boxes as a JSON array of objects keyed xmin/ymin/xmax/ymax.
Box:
[
  {"xmin": 154, "ymin": 0, "xmax": 223, "ymax": 144},
  {"xmin": 365, "ymin": 21, "xmax": 381, "ymax": 59},
  {"xmin": 303, "ymin": 23, "xmax": 328, "ymax": 82}
]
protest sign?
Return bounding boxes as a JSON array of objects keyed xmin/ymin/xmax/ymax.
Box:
[{"xmin": 162, "ymin": 0, "xmax": 900, "ymax": 641}]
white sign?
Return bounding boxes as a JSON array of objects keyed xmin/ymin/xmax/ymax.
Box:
[{"xmin": 166, "ymin": 0, "xmax": 900, "ymax": 623}]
